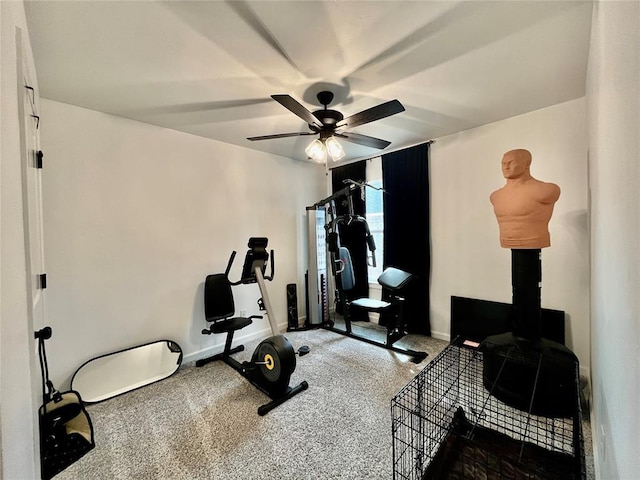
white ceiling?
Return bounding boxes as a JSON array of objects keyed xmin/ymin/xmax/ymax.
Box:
[{"xmin": 24, "ymin": 0, "xmax": 593, "ymax": 165}]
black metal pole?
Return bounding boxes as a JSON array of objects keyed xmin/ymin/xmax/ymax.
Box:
[{"xmin": 511, "ymin": 249, "xmax": 541, "ymax": 340}]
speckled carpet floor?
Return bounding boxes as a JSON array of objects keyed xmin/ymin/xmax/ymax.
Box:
[{"xmin": 57, "ymin": 321, "xmax": 594, "ymax": 479}]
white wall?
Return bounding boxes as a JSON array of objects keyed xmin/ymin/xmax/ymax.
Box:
[
  {"xmin": 587, "ymin": 1, "xmax": 640, "ymax": 478},
  {"xmin": 40, "ymin": 99, "xmax": 326, "ymax": 386},
  {"xmin": 430, "ymin": 98, "xmax": 590, "ymax": 375},
  {"xmin": 0, "ymin": 1, "xmax": 40, "ymax": 477}
]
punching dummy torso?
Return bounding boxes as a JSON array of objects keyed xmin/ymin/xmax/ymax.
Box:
[{"xmin": 490, "ymin": 149, "xmax": 560, "ymax": 249}]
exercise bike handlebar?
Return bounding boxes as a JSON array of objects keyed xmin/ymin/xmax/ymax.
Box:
[
  {"xmin": 224, "ymin": 251, "xmax": 237, "ymax": 278},
  {"xmin": 264, "ymin": 251, "xmax": 274, "ymax": 281},
  {"xmin": 225, "ymin": 249, "xmax": 275, "ymax": 286}
]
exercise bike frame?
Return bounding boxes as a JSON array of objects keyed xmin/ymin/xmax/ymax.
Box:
[
  {"xmin": 196, "ymin": 241, "xmax": 309, "ymax": 415},
  {"xmin": 196, "ymin": 309, "xmax": 308, "ymax": 416}
]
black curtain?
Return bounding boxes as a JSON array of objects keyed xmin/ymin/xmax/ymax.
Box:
[
  {"xmin": 382, "ymin": 143, "xmax": 431, "ymax": 335},
  {"xmin": 331, "ymin": 162, "xmax": 365, "ymax": 216},
  {"xmin": 331, "ymin": 161, "xmax": 368, "ymax": 320}
]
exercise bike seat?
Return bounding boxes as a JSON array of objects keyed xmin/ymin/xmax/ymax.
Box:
[
  {"xmin": 208, "ymin": 317, "xmax": 252, "ymax": 335},
  {"xmin": 203, "ymin": 274, "xmax": 254, "ymax": 335}
]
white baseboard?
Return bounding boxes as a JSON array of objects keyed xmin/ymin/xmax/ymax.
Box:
[
  {"xmin": 430, "ymin": 330, "xmax": 450, "ymax": 342},
  {"xmin": 185, "ymin": 323, "xmax": 591, "ymax": 381}
]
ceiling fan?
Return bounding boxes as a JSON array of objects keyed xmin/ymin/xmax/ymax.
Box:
[{"xmin": 247, "ymin": 91, "xmax": 405, "ymax": 162}]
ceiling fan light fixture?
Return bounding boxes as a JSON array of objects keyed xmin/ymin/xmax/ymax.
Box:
[
  {"xmin": 251, "ymin": 91, "xmax": 404, "ymax": 162},
  {"xmin": 325, "ymin": 136, "xmax": 345, "ymax": 161},
  {"xmin": 305, "ymin": 138, "xmax": 327, "ymax": 163}
]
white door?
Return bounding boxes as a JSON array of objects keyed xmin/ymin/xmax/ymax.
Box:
[
  {"xmin": 18, "ymin": 32, "xmax": 47, "ymax": 476},
  {"xmin": 21, "ymin": 66, "xmax": 46, "ymax": 333}
]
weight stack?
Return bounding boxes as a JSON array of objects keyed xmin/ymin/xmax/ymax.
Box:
[{"xmin": 286, "ymin": 283, "xmax": 299, "ymax": 330}]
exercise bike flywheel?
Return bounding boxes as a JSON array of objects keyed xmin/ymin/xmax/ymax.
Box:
[{"xmin": 251, "ymin": 335, "xmax": 296, "ymax": 396}]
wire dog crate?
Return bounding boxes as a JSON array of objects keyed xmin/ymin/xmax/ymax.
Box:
[{"xmin": 391, "ymin": 339, "xmax": 585, "ymax": 479}]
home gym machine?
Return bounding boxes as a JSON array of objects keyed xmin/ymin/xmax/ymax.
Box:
[
  {"xmin": 196, "ymin": 237, "xmax": 309, "ymax": 415},
  {"xmin": 299, "ymin": 180, "xmax": 427, "ymax": 363}
]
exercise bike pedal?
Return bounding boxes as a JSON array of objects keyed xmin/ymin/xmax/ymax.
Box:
[
  {"xmin": 238, "ymin": 362, "xmax": 252, "ymax": 374},
  {"xmin": 297, "ymin": 345, "xmax": 311, "ymax": 357}
]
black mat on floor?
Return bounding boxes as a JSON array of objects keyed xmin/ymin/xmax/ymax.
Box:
[{"xmin": 424, "ymin": 408, "xmax": 580, "ymax": 480}]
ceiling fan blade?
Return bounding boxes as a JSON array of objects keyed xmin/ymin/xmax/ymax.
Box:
[
  {"xmin": 271, "ymin": 95, "xmax": 323, "ymax": 128},
  {"xmin": 247, "ymin": 132, "xmax": 315, "ymax": 141},
  {"xmin": 335, "ymin": 99, "xmax": 405, "ymax": 129},
  {"xmin": 336, "ymin": 132, "xmax": 391, "ymax": 150},
  {"xmin": 226, "ymin": 2, "xmax": 304, "ymax": 76}
]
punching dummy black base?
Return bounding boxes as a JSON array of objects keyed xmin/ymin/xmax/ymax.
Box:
[{"xmin": 482, "ymin": 249, "xmax": 579, "ymax": 418}]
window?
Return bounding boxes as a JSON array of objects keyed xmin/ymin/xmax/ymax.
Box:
[
  {"xmin": 365, "ymin": 157, "xmax": 384, "ymax": 282},
  {"xmin": 365, "ymin": 180, "xmax": 384, "ymax": 281}
]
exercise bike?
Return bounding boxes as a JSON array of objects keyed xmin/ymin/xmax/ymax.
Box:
[{"xmin": 196, "ymin": 238, "xmax": 309, "ymax": 415}]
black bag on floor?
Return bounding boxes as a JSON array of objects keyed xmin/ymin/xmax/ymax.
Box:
[{"xmin": 36, "ymin": 327, "xmax": 95, "ymax": 480}]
